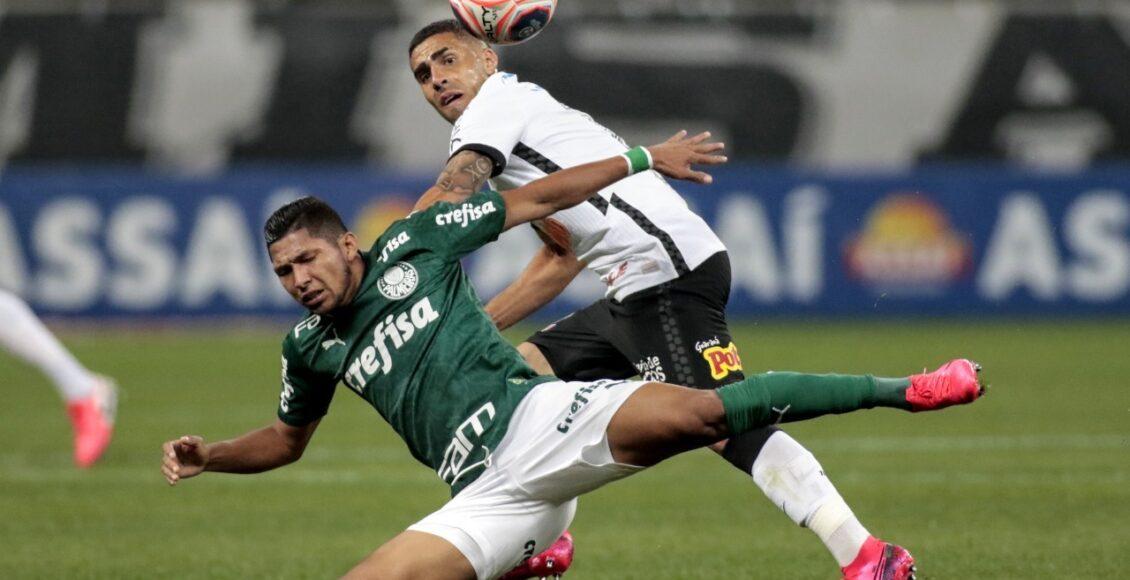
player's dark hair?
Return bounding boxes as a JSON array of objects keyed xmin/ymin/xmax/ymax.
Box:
[
  {"xmin": 409, "ymin": 19, "xmax": 481, "ymax": 56},
  {"xmin": 264, "ymin": 196, "xmax": 348, "ymax": 247}
]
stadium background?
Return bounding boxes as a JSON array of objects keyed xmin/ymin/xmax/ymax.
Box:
[{"xmin": 1, "ymin": 0, "xmax": 1127, "ymax": 577}]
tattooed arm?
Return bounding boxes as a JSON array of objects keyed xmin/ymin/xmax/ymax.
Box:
[{"xmin": 413, "ymin": 150, "xmax": 496, "ymax": 212}]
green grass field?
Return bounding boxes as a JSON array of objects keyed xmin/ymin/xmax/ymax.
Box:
[{"xmin": 1, "ymin": 320, "xmax": 1127, "ymax": 578}]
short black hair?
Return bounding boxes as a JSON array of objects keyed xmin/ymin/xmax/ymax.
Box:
[
  {"xmin": 264, "ymin": 196, "xmax": 348, "ymax": 247},
  {"xmin": 409, "ymin": 19, "xmax": 481, "ymax": 56}
]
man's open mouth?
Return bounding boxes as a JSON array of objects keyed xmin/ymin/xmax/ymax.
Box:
[
  {"xmin": 440, "ymin": 92, "xmax": 463, "ymax": 107},
  {"xmin": 302, "ymin": 289, "xmax": 324, "ymax": 307}
]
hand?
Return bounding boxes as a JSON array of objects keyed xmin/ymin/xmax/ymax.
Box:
[
  {"xmin": 161, "ymin": 435, "xmax": 209, "ymax": 486},
  {"xmin": 646, "ymin": 130, "xmax": 728, "ymax": 184}
]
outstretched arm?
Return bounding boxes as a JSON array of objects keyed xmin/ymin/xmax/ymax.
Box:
[
  {"xmin": 485, "ymin": 239, "xmax": 585, "ymax": 330},
  {"xmin": 413, "ymin": 149, "xmax": 495, "ymax": 212},
  {"xmin": 501, "ymin": 131, "xmax": 725, "ymax": 231},
  {"xmin": 160, "ymin": 418, "xmax": 319, "ymax": 485}
]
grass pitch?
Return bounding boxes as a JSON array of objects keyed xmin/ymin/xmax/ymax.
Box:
[{"xmin": 1, "ymin": 320, "xmax": 1127, "ymax": 578}]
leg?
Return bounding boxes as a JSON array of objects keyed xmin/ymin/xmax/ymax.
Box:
[
  {"xmin": 607, "ymin": 363, "xmax": 983, "ymax": 467},
  {"xmin": 343, "ymin": 531, "xmax": 475, "ymax": 580},
  {"xmin": 0, "ymin": 289, "xmax": 96, "ymax": 401},
  {"xmin": 517, "ymin": 341, "xmax": 553, "ymax": 375},
  {"xmin": 607, "ymin": 267, "xmax": 881, "ymax": 568},
  {"xmin": 605, "ymin": 382, "xmax": 727, "ymax": 466},
  {"xmin": 531, "ymin": 264, "xmax": 901, "ymax": 570},
  {"xmin": 524, "ymin": 301, "xmax": 639, "ymax": 382},
  {"xmin": 0, "ymin": 289, "xmax": 117, "ymax": 467}
]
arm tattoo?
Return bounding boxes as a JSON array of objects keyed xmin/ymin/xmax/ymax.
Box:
[{"xmin": 435, "ymin": 151, "xmax": 494, "ymax": 197}]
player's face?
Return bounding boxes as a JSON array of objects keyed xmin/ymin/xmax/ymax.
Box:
[
  {"xmin": 269, "ymin": 228, "xmax": 361, "ymax": 315},
  {"xmin": 410, "ymin": 32, "xmax": 498, "ymax": 123}
]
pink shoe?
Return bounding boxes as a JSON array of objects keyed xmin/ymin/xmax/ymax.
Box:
[
  {"xmin": 906, "ymin": 359, "xmax": 984, "ymax": 412},
  {"xmin": 67, "ymin": 377, "xmax": 117, "ymax": 468},
  {"xmin": 841, "ymin": 536, "xmax": 916, "ymax": 580},
  {"xmin": 500, "ymin": 531, "xmax": 574, "ymax": 579}
]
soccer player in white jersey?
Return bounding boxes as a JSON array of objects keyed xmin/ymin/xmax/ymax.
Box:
[
  {"xmin": 408, "ymin": 20, "xmax": 913, "ymax": 579},
  {"xmin": 0, "ymin": 289, "xmax": 117, "ymax": 467}
]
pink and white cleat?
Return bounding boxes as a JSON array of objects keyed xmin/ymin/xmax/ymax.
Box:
[
  {"xmin": 906, "ymin": 359, "xmax": 985, "ymax": 412},
  {"xmin": 67, "ymin": 376, "xmax": 117, "ymax": 468},
  {"xmin": 500, "ymin": 531, "xmax": 574, "ymax": 580},
  {"xmin": 842, "ymin": 536, "xmax": 916, "ymax": 580}
]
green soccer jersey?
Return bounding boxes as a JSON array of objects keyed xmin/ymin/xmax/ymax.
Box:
[{"xmin": 276, "ymin": 190, "xmax": 555, "ymax": 494}]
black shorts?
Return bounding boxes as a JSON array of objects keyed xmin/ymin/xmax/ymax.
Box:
[{"xmin": 527, "ymin": 251, "xmax": 745, "ymax": 389}]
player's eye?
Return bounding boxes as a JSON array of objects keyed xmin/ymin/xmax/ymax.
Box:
[{"xmin": 274, "ymin": 265, "xmax": 292, "ymax": 277}]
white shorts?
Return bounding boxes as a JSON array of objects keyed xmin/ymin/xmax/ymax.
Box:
[{"xmin": 408, "ymin": 379, "xmax": 646, "ymax": 579}]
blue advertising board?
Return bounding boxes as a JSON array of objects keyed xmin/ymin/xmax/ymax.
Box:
[{"xmin": 1, "ymin": 165, "xmax": 1127, "ymax": 319}]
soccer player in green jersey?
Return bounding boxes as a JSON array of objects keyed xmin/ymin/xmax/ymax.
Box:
[{"xmin": 160, "ymin": 132, "xmax": 984, "ymax": 579}]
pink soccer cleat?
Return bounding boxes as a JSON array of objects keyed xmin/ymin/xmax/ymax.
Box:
[
  {"xmin": 906, "ymin": 359, "xmax": 985, "ymax": 412},
  {"xmin": 500, "ymin": 531, "xmax": 574, "ymax": 579},
  {"xmin": 67, "ymin": 377, "xmax": 117, "ymax": 468},
  {"xmin": 842, "ymin": 536, "xmax": 916, "ymax": 580}
]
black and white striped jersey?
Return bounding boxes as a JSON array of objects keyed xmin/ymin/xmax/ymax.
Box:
[{"xmin": 449, "ymin": 72, "xmax": 726, "ymax": 301}]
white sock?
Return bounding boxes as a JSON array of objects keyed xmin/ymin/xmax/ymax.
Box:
[
  {"xmin": 807, "ymin": 496, "xmax": 870, "ymax": 567},
  {"xmin": 751, "ymin": 431, "xmax": 869, "ymax": 567},
  {"xmin": 0, "ymin": 290, "xmax": 96, "ymax": 401}
]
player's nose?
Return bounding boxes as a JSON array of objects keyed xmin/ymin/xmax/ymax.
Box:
[{"xmin": 293, "ymin": 265, "xmax": 312, "ymax": 289}]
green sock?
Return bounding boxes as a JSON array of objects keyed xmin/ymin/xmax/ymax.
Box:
[{"xmin": 716, "ymin": 372, "xmax": 911, "ymax": 434}]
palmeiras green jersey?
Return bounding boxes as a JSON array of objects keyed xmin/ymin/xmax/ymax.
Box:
[{"xmin": 276, "ymin": 190, "xmax": 554, "ymax": 495}]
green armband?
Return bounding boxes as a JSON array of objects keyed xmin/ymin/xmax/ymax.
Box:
[{"xmin": 621, "ymin": 146, "xmax": 653, "ymax": 175}]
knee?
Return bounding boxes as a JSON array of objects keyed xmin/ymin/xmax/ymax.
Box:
[{"xmin": 671, "ymin": 390, "xmax": 728, "ymax": 441}]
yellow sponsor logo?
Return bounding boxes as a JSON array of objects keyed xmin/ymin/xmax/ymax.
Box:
[{"xmin": 703, "ymin": 343, "xmax": 743, "ymax": 381}]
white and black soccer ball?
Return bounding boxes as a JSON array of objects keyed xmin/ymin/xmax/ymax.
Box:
[{"xmin": 448, "ymin": 0, "xmax": 557, "ymax": 45}]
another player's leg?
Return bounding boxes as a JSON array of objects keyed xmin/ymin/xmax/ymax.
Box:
[
  {"xmin": 613, "ymin": 268, "xmax": 897, "ymax": 575},
  {"xmin": 0, "ymin": 289, "xmax": 117, "ymax": 467}
]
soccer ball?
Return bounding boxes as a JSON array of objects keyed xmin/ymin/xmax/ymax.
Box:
[{"xmin": 449, "ymin": 0, "xmax": 558, "ymax": 45}]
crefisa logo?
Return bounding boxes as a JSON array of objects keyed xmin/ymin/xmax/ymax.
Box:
[{"xmin": 844, "ymin": 194, "xmax": 972, "ymax": 294}]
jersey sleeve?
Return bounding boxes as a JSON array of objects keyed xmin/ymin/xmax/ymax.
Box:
[
  {"xmin": 449, "ymin": 83, "xmax": 528, "ymax": 177},
  {"xmin": 409, "ymin": 189, "xmax": 507, "ymax": 262},
  {"xmin": 277, "ymin": 335, "xmax": 336, "ymax": 426}
]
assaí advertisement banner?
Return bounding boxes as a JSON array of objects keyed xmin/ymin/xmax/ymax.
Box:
[{"xmin": 1, "ymin": 166, "xmax": 1127, "ymax": 319}]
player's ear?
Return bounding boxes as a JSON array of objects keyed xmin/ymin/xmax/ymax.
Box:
[
  {"xmin": 483, "ymin": 47, "xmax": 499, "ymax": 75},
  {"xmin": 339, "ymin": 231, "xmax": 360, "ymax": 259}
]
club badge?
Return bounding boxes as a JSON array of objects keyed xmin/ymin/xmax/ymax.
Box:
[{"xmin": 377, "ymin": 262, "xmax": 419, "ymax": 300}]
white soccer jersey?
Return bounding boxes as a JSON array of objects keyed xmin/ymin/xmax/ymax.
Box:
[{"xmin": 449, "ymin": 72, "xmax": 727, "ymax": 301}]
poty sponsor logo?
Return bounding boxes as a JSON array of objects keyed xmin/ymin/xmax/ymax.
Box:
[
  {"xmin": 435, "ymin": 201, "xmax": 497, "ymax": 228},
  {"xmin": 342, "ymin": 296, "xmax": 440, "ymax": 393},
  {"xmin": 703, "ymin": 343, "xmax": 743, "ymax": 381}
]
